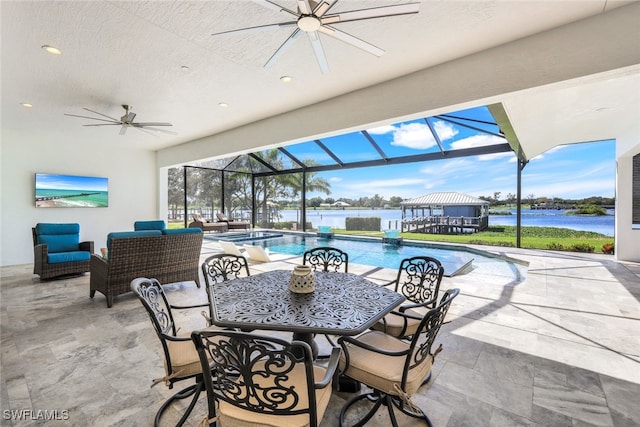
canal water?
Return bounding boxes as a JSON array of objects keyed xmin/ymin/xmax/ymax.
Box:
[{"xmin": 279, "ymin": 208, "xmax": 614, "ymax": 236}]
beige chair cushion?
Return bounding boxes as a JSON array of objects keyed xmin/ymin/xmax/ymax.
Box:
[
  {"xmin": 165, "ymin": 338, "xmax": 203, "ymax": 379},
  {"xmin": 340, "ymin": 331, "xmax": 433, "ymax": 396},
  {"xmin": 165, "ymin": 329, "xmax": 224, "ymax": 380},
  {"xmin": 371, "ymin": 304, "xmax": 424, "ymax": 337},
  {"xmin": 217, "ymin": 364, "xmax": 331, "ymax": 427}
]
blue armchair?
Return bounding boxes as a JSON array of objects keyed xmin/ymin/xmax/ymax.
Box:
[{"xmin": 32, "ymin": 223, "xmax": 94, "ymax": 279}]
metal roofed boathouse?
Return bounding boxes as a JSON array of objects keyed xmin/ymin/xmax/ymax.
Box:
[{"xmin": 400, "ymin": 192, "xmax": 489, "ymax": 234}]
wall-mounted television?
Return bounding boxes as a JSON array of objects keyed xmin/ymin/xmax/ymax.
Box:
[{"xmin": 35, "ymin": 173, "xmax": 108, "ymax": 208}]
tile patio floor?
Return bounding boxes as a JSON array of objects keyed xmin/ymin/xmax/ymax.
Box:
[{"xmin": 1, "ymin": 239, "xmax": 639, "ymax": 426}]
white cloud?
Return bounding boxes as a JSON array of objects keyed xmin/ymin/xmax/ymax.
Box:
[
  {"xmin": 335, "ymin": 177, "xmax": 428, "ymax": 199},
  {"xmin": 366, "ymin": 125, "xmax": 396, "ymax": 135},
  {"xmin": 390, "ymin": 122, "xmax": 437, "ymax": 149},
  {"xmin": 523, "ymin": 178, "xmax": 615, "ymax": 199},
  {"xmin": 433, "ymin": 120, "xmax": 458, "ymax": 141},
  {"xmin": 359, "ymin": 178, "xmax": 425, "ymax": 188},
  {"xmin": 450, "ymin": 134, "xmax": 504, "ymax": 150},
  {"xmin": 419, "ymin": 158, "xmax": 474, "ymax": 175},
  {"xmin": 329, "ymin": 177, "xmax": 342, "ymax": 182},
  {"xmin": 531, "ymin": 145, "xmax": 566, "ymax": 161},
  {"xmin": 478, "ymin": 151, "xmax": 515, "ymax": 161},
  {"xmin": 447, "ymin": 134, "xmax": 513, "ymax": 161}
]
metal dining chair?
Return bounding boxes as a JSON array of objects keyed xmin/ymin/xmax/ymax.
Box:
[
  {"xmin": 191, "ymin": 329, "xmax": 340, "ymax": 427},
  {"xmin": 338, "ymin": 288, "xmax": 459, "ymax": 427},
  {"xmin": 302, "ymin": 246, "xmax": 350, "ymax": 352},
  {"xmin": 372, "ymin": 256, "xmax": 444, "ymax": 339},
  {"xmin": 201, "ymin": 253, "xmax": 250, "ymax": 327},
  {"xmin": 130, "ymin": 277, "xmax": 209, "ymax": 427}
]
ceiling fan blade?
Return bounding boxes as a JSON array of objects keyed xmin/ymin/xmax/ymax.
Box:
[
  {"xmin": 134, "ymin": 127, "xmax": 159, "ymax": 137},
  {"xmin": 308, "ymin": 31, "xmax": 329, "ymax": 74},
  {"xmin": 212, "ymin": 21, "xmax": 296, "ymax": 36},
  {"xmin": 297, "ymin": 0, "xmax": 312, "ymax": 15},
  {"xmin": 81, "ymin": 107, "xmax": 121, "ymax": 122},
  {"xmin": 318, "ymin": 25, "xmax": 384, "ymax": 56},
  {"xmin": 253, "ymin": 0, "xmax": 299, "ymax": 17},
  {"xmin": 264, "ymin": 28, "xmax": 303, "ymax": 68},
  {"xmin": 82, "ymin": 123, "xmax": 121, "ymax": 126},
  {"xmin": 120, "ymin": 125, "xmax": 128, "ymax": 135},
  {"xmin": 64, "ymin": 113, "xmax": 120, "ymax": 124},
  {"xmin": 132, "ymin": 122, "xmax": 173, "ymax": 127},
  {"xmin": 321, "ymin": 2, "xmax": 420, "ymax": 25},
  {"xmin": 313, "ymin": 0, "xmax": 336, "ymax": 17},
  {"xmin": 125, "ymin": 112, "xmax": 136, "ymax": 123},
  {"xmin": 139, "ymin": 127, "xmax": 178, "ymax": 135}
]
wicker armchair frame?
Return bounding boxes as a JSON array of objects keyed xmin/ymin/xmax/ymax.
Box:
[{"xmin": 32, "ymin": 227, "xmax": 94, "ymax": 280}]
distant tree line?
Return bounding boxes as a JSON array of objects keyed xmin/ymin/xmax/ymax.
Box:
[
  {"xmin": 478, "ymin": 192, "xmax": 615, "ymax": 207},
  {"xmin": 305, "ymin": 194, "xmax": 404, "ymax": 208}
]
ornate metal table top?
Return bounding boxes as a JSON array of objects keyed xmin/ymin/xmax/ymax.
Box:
[{"xmin": 210, "ymin": 270, "xmax": 405, "ymax": 335}]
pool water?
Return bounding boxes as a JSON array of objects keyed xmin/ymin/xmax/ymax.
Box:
[
  {"xmin": 208, "ymin": 232, "xmax": 527, "ymax": 278},
  {"xmin": 213, "ymin": 231, "xmax": 284, "ymax": 242}
]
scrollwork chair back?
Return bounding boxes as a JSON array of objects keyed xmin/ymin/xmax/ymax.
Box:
[
  {"xmin": 303, "ymin": 246, "xmax": 349, "ymax": 272},
  {"xmin": 394, "ymin": 256, "xmax": 444, "ymax": 308},
  {"xmin": 372, "ymin": 256, "xmax": 445, "ymax": 338},
  {"xmin": 201, "ymin": 254, "xmax": 250, "ymax": 325},
  {"xmin": 191, "ymin": 330, "xmax": 339, "ymax": 427}
]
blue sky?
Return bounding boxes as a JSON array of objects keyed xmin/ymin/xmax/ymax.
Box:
[{"xmin": 304, "ymin": 113, "xmax": 615, "ymax": 201}]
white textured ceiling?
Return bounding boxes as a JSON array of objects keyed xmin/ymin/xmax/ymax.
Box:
[{"xmin": 1, "ymin": 0, "xmax": 639, "ymax": 159}]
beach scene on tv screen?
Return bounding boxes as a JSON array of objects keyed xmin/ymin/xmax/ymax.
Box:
[{"xmin": 35, "ymin": 174, "xmax": 108, "ymax": 208}]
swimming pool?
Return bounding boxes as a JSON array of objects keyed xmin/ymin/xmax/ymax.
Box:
[
  {"xmin": 213, "ymin": 231, "xmax": 284, "ymax": 242},
  {"xmin": 206, "ymin": 232, "xmax": 528, "ymax": 278}
]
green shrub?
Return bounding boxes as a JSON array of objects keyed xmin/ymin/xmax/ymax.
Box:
[
  {"xmin": 547, "ymin": 242, "xmax": 594, "ymax": 253},
  {"xmin": 602, "ymin": 243, "xmax": 614, "ymax": 254},
  {"xmin": 271, "ymin": 221, "xmax": 312, "ymax": 230},
  {"xmin": 345, "ymin": 217, "xmax": 381, "ymax": 231},
  {"xmin": 547, "ymin": 242, "xmax": 565, "ymax": 250},
  {"xmin": 571, "ymin": 243, "xmax": 594, "ymax": 253},
  {"xmin": 567, "ymin": 205, "xmax": 608, "ymax": 216},
  {"xmin": 469, "ymin": 239, "xmax": 514, "ymax": 247}
]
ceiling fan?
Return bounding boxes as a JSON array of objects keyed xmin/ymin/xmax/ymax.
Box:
[
  {"xmin": 212, "ymin": 0, "xmax": 420, "ymax": 74},
  {"xmin": 64, "ymin": 105, "xmax": 176, "ymax": 136}
]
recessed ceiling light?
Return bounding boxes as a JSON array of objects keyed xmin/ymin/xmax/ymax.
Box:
[
  {"xmin": 21, "ymin": 103, "xmax": 33, "ymax": 108},
  {"xmin": 218, "ymin": 102, "xmax": 229, "ymax": 108},
  {"xmin": 181, "ymin": 65, "xmax": 190, "ymax": 71},
  {"xmin": 41, "ymin": 45, "xmax": 62, "ymax": 55},
  {"xmin": 280, "ymin": 76, "xmax": 293, "ymax": 83}
]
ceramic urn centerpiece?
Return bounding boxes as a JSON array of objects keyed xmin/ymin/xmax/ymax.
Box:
[{"xmin": 289, "ymin": 265, "xmax": 315, "ymax": 293}]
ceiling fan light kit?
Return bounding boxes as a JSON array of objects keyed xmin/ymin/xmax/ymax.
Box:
[{"xmin": 213, "ymin": 0, "xmax": 420, "ymax": 74}]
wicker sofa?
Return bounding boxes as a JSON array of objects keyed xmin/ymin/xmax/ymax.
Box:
[{"xmin": 90, "ymin": 228, "xmax": 203, "ymax": 307}]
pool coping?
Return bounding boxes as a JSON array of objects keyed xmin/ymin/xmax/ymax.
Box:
[{"xmin": 241, "ymin": 229, "xmax": 531, "ymax": 268}]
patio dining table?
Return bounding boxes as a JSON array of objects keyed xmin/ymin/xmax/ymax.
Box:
[{"xmin": 208, "ymin": 269, "xmax": 405, "ymax": 357}]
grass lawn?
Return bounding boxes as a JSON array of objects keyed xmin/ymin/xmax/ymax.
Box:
[
  {"xmin": 168, "ymin": 220, "xmax": 614, "ymax": 254},
  {"xmin": 335, "ymin": 226, "xmax": 614, "ymax": 254}
]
